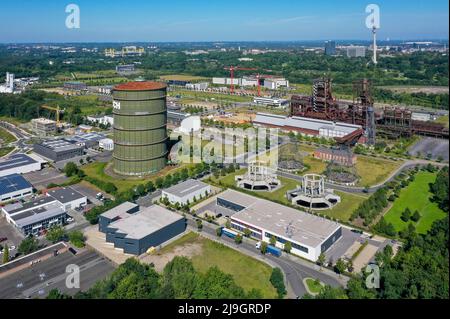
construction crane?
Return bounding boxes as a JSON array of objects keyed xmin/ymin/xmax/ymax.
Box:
[
  {"xmin": 41, "ymin": 105, "xmax": 64, "ymax": 126},
  {"xmin": 223, "ymin": 66, "xmax": 257, "ymax": 94}
]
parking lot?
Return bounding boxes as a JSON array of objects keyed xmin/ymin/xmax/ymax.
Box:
[
  {"xmin": 70, "ymin": 181, "xmax": 113, "ymax": 206},
  {"xmin": 0, "ymin": 216, "xmax": 24, "ymax": 258},
  {"xmin": 23, "ymin": 167, "xmax": 68, "ymax": 190}
]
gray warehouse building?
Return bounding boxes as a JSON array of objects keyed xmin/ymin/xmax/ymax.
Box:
[
  {"xmin": 33, "ymin": 139, "xmax": 85, "ymax": 162},
  {"xmin": 99, "ymin": 203, "xmax": 186, "ymax": 255}
]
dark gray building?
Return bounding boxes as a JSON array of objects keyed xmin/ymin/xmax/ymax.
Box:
[
  {"xmin": 325, "ymin": 40, "xmax": 336, "ymax": 56},
  {"xmin": 33, "ymin": 139, "xmax": 84, "ymax": 162},
  {"xmin": 99, "ymin": 203, "xmax": 186, "ymax": 255}
]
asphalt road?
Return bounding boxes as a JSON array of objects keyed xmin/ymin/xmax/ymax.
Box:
[
  {"xmin": 184, "ymin": 216, "xmax": 345, "ymax": 298},
  {"xmin": 0, "ymin": 250, "xmax": 115, "ymax": 299}
]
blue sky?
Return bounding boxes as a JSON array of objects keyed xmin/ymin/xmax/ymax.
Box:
[{"xmin": 0, "ymin": 0, "xmax": 448, "ymax": 42}]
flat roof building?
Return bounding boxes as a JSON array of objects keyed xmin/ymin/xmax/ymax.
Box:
[
  {"xmin": 1, "ymin": 197, "xmax": 66, "ymax": 236},
  {"xmin": 0, "ymin": 153, "xmax": 44, "ymax": 177},
  {"xmin": 218, "ymin": 189, "xmax": 342, "ymax": 261},
  {"xmin": 46, "ymin": 187, "xmax": 87, "ymax": 210},
  {"xmin": 253, "ymin": 113, "xmax": 362, "ymax": 138},
  {"xmin": 99, "ymin": 204, "xmax": 186, "ymax": 255},
  {"xmin": 162, "ymin": 179, "xmax": 211, "ymax": 206},
  {"xmin": 33, "ymin": 139, "xmax": 84, "ymax": 162},
  {"xmin": 31, "ymin": 118, "xmax": 57, "ymax": 137},
  {"xmin": 0, "ymin": 174, "xmax": 33, "ymax": 202}
]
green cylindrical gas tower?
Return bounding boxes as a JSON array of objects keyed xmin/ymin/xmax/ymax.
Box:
[{"xmin": 113, "ymin": 81, "xmax": 168, "ymax": 176}]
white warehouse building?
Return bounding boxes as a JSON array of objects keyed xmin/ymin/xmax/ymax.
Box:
[
  {"xmin": 218, "ymin": 189, "xmax": 342, "ymax": 261},
  {"xmin": 99, "ymin": 138, "xmax": 114, "ymax": 151},
  {"xmin": 0, "ymin": 153, "xmax": 45, "ymax": 178},
  {"xmin": 162, "ymin": 179, "xmax": 211, "ymax": 205}
]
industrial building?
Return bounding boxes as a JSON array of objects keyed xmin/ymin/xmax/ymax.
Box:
[
  {"xmin": 1, "ymin": 186, "xmax": 86, "ymax": 235},
  {"xmin": 186, "ymin": 82, "xmax": 209, "ymax": 91},
  {"xmin": 1, "ymin": 197, "xmax": 67, "ymax": 236},
  {"xmin": 31, "ymin": 118, "xmax": 57, "ymax": 136},
  {"xmin": 0, "ymin": 153, "xmax": 44, "ymax": 178},
  {"xmin": 287, "ymin": 174, "xmax": 341, "ymax": 210},
  {"xmin": 99, "ymin": 138, "xmax": 114, "ymax": 151},
  {"xmin": 253, "ymin": 97, "xmax": 289, "ymax": 108},
  {"xmin": 45, "ymin": 187, "xmax": 87, "ymax": 210},
  {"xmin": 314, "ymin": 147, "xmax": 357, "ymax": 166},
  {"xmin": 263, "ymin": 77, "xmax": 289, "ymax": 90},
  {"xmin": 116, "ymin": 64, "xmax": 135, "ymax": 73},
  {"xmin": 253, "ymin": 113, "xmax": 362, "ymax": 138},
  {"xmin": 99, "ymin": 203, "xmax": 186, "ymax": 255},
  {"xmin": 33, "ymin": 139, "xmax": 85, "ymax": 162},
  {"xmin": 162, "ymin": 179, "xmax": 211, "ymax": 205},
  {"xmin": 64, "ymin": 81, "xmax": 87, "ymax": 91},
  {"xmin": 0, "ymin": 174, "xmax": 33, "ymax": 202},
  {"xmin": 218, "ymin": 189, "xmax": 342, "ymax": 261},
  {"xmin": 113, "ymin": 82, "xmax": 168, "ymax": 176},
  {"xmin": 87, "ymin": 115, "xmax": 114, "ymax": 126},
  {"xmin": 347, "ymin": 46, "xmax": 366, "ymax": 58},
  {"xmin": 66, "ymin": 133, "xmax": 106, "ymax": 149},
  {"xmin": 0, "ymin": 72, "xmax": 15, "ymax": 94},
  {"xmin": 167, "ymin": 111, "xmax": 190, "ymax": 127}
]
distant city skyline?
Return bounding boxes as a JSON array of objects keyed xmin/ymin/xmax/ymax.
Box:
[{"xmin": 0, "ymin": 0, "xmax": 448, "ymax": 43}]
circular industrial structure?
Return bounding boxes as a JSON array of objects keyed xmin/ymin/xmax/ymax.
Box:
[
  {"xmin": 235, "ymin": 161, "xmax": 281, "ymax": 191},
  {"xmin": 287, "ymin": 174, "xmax": 341, "ymax": 210},
  {"xmin": 113, "ymin": 81, "xmax": 168, "ymax": 176}
]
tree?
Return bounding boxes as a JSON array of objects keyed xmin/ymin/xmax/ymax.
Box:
[
  {"xmin": 69, "ymin": 231, "xmax": 85, "ymax": 248},
  {"xmin": 225, "ymin": 219, "xmax": 231, "ymax": 229},
  {"xmin": 270, "ymin": 268, "xmax": 286, "ymax": 299},
  {"xmin": 270, "ymin": 235, "xmax": 277, "ymax": 246},
  {"xmin": 46, "ymin": 225, "xmax": 66, "ymax": 243},
  {"xmin": 335, "ymin": 258, "xmax": 346, "ymax": 276},
  {"xmin": 196, "ymin": 219, "xmax": 203, "ymax": 231},
  {"xmin": 401, "ymin": 208, "xmax": 412, "ymax": 222},
  {"xmin": 283, "ymin": 241, "xmax": 292, "ymax": 253},
  {"xmin": 64, "ymin": 162, "xmax": 78, "ymax": 177},
  {"xmin": 135, "ymin": 184, "xmax": 146, "ymax": 197},
  {"xmin": 243, "ymin": 228, "xmax": 252, "ymax": 238},
  {"xmin": 216, "ymin": 227, "xmax": 222, "ymax": 237},
  {"xmin": 18, "ymin": 236, "xmax": 39, "ymax": 255},
  {"xmin": 145, "ymin": 181, "xmax": 155, "ymax": 193},
  {"xmin": 2, "ymin": 244, "xmax": 9, "ymax": 264},
  {"xmin": 155, "ymin": 177, "xmax": 164, "ymax": 189},
  {"xmin": 47, "ymin": 289, "xmax": 72, "ymax": 299},
  {"xmin": 234, "ymin": 234, "xmax": 243, "ymax": 244},
  {"xmin": 317, "ymin": 253, "xmax": 326, "ymax": 270},
  {"xmin": 260, "ymin": 242, "xmax": 268, "ymax": 255},
  {"xmin": 411, "ymin": 210, "xmax": 421, "ymax": 222},
  {"xmin": 79, "ymin": 158, "xmax": 84, "ymax": 165}
]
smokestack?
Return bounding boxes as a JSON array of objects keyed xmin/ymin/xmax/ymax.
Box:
[{"xmin": 372, "ymin": 27, "xmax": 378, "ymax": 65}]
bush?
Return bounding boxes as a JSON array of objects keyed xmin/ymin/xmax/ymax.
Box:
[
  {"xmin": 69, "ymin": 231, "xmax": 85, "ymax": 248},
  {"xmin": 270, "ymin": 268, "xmax": 287, "ymax": 299}
]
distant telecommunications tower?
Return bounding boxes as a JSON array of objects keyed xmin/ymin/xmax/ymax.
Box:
[{"xmin": 366, "ymin": 4, "xmax": 380, "ymax": 65}]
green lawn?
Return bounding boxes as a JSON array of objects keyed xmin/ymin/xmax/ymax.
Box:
[
  {"xmin": 0, "ymin": 127, "xmax": 17, "ymax": 144},
  {"xmin": 321, "ymin": 191, "xmax": 368, "ymax": 222},
  {"xmin": 356, "ymin": 156, "xmax": 402, "ymax": 187},
  {"xmin": 435, "ymin": 115, "xmax": 449, "ymax": 128},
  {"xmin": 0, "ymin": 147, "xmax": 14, "ymax": 158},
  {"xmin": 213, "ymin": 169, "xmax": 298, "ymax": 206},
  {"xmin": 384, "ymin": 171, "xmax": 447, "ymax": 234},
  {"xmin": 159, "ymin": 232, "xmax": 277, "ymax": 298},
  {"xmin": 82, "ymin": 161, "xmax": 193, "ymax": 194},
  {"xmin": 305, "ymin": 278, "xmax": 324, "ymax": 294}
]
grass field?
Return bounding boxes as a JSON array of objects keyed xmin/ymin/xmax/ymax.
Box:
[
  {"xmin": 0, "ymin": 147, "xmax": 14, "ymax": 158},
  {"xmin": 159, "ymin": 232, "xmax": 277, "ymax": 298},
  {"xmin": 82, "ymin": 162, "xmax": 193, "ymax": 193},
  {"xmin": 0, "ymin": 127, "xmax": 17, "ymax": 144},
  {"xmin": 435, "ymin": 115, "xmax": 449, "ymax": 128},
  {"xmin": 384, "ymin": 171, "xmax": 447, "ymax": 234},
  {"xmin": 321, "ymin": 191, "xmax": 368, "ymax": 222},
  {"xmin": 305, "ymin": 278, "xmax": 324, "ymax": 294},
  {"xmin": 160, "ymin": 74, "xmax": 209, "ymax": 82},
  {"xmin": 356, "ymin": 156, "xmax": 402, "ymax": 187}
]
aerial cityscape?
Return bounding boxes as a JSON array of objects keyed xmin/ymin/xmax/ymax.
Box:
[{"xmin": 0, "ymin": 0, "xmax": 448, "ymax": 309}]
